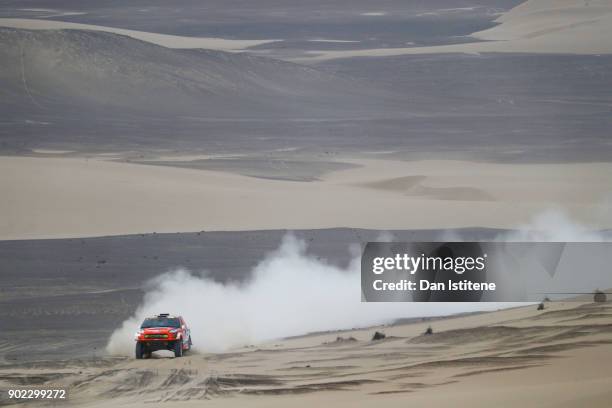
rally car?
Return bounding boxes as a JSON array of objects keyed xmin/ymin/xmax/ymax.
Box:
[{"xmin": 134, "ymin": 314, "xmax": 192, "ymax": 358}]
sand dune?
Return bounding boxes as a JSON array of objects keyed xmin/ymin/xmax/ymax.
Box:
[
  {"xmin": 1, "ymin": 301, "xmax": 611, "ymax": 407},
  {"xmin": 0, "ymin": 18, "xmax": 277, "ymax": 51},
  {"xmin": 0, "ymin": 27, "xmax": 402, "ymax": 153},
  {"xmin": 299, "ymin": 0, "xmax": 612, "ymax": 61},
  {"xmin": 472, "ymin": 0, "xmax": 612, "ymax": 50},
  {"xmin": 363, "ymin": 176, "xmax": 495, "ymax": 201},
  {"xmin": 0, "ymin": 28, "xmax": 356, "ymax": 115},
  {"xmin": 1, "ymin": 156, "xmax": 611, "ymax": 239}
]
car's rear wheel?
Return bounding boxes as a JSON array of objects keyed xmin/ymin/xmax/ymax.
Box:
[
  {"xmin": 135, "ymin": 342, "xmax": 145, "ymax": 359},
  {"xmin": 173, "ymin": 340, "xmax": 183, "ymax": 358}
]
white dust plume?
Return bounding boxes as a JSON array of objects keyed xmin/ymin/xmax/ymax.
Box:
[{"xmin": 106, "ymin": 234, "xmax": 503, "ymax": 355}]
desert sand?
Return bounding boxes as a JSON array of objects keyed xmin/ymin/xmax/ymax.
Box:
[
  {"xmin": 0, "ymin": 18, "xmax": 277, "ymax": 51},
  {"xmin": 1, "ymin": 155, "xmax": 611, "ymax": 240},
  {"xmin": 1, "ymin": 1, "xmax": 611, "ymax": 406},
  {"xmin": 297, "ymin": 0, "xmax": 612, "ymax": 61},
  {"xmin": 1, "ymin": 300, "xmax": 611, "ymax": 407}
]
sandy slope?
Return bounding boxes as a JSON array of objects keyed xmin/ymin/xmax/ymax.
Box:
[
  {"xmin": 0, "ymin": 18, "xmax": 277, "ymax": 51},
  {"xmin": 1, "ymin": 156, "xmax": 611, "ymax": 239},
  {"xmin": 298, "ymin": 0, "xmax": 612, "ymax": 61},
  {"xmin": 1, "ymin": 301, "xmax": 611, "ymax": 407}
]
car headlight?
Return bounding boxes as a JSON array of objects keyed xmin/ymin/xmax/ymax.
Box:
[
  {"xmin": 169, "ymin": 329, "xmax": 178, "ymax": 334},
  {"xmin": 134, "ymin": 330, "xmax": 143, "ymax": 340}
]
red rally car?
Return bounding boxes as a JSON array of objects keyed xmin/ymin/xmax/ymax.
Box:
[{"xmin": 134, "ymin": 313, "xmax": 192, "ymax": 358}]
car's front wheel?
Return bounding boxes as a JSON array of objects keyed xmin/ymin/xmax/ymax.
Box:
[
  {"xmin": 135, "ymin": 342, "xmax": 145, "ymax": 359},
  {"xmin": 173, "ymin": 340, "xmax": 183, "ymax": 358}
]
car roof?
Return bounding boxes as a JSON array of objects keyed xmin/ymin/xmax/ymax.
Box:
[{"xmin": 143, "ymin": 314, "xmax": 182, "ymax": 319}]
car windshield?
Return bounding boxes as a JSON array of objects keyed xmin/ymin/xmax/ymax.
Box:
[{"xmin": 141, "ymin": 317, "xmax": 180, "ymax": 328}]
